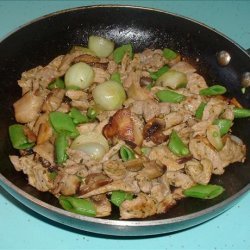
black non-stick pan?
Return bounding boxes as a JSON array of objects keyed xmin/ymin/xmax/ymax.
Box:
[{"xmin": 0, "ymin": 5, "xmax": 249, "ymax": 236}]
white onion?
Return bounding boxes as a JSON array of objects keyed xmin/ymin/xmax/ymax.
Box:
[
  {"xmin": 88, "ymin": 35, "xmax": 114, "ymax": 58},
  {"xmin": 156, "ymin": 70, "xmax": 187, "ymax": 89},
  {"xmin": 71, "ymin": 132, "xmax": 109, "ymax": 160},
  {"xmin": 64, "ymin": 62, "xmax": 94, "ymax": 90},
  {"xmin": 92, "ymin": 80, "xmax": 126, "ymax": 110}
]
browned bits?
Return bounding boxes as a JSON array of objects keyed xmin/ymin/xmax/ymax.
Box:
[
  {"xmin": 139, "ymin": 76, "xmax": 152, "ymax": 87},
  {"xmin": 143, "ymin": 118, "xmax": 168, "ymax": 144}
]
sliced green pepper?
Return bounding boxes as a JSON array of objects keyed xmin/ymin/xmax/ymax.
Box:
[
  {"xmin": 113, "ymin": 44, "xmax": 133, "ymax": 64},
  {"xmin": 110, "ymin": 72, "xmax": 122, "ymax": 84},
  {"xmin": 150, "ymin": 65, "xmax": 169, "ymax": 81},
  {"xmin": 199, "ymin": 85, "xmax": 227, "ymax": 96},
  {"xmin": 69, "ymin": 107, "xmax": 89, "ymax": 125},
  {"xmin": 233, "ymin": 108, "xmax": 250, "ymax": 118},
  {"xmin": 9, "ymin": 124, "xmax": 34, "ymax": 150},
  {"xmin": 59, "ymin": 196, "xmax": 96, "ymax": 217},
  {"xmin": 163, "ymin": 48, "xmax": 178, "ymax": 60},
  {"xmin": 110, "ymin": 190, "xmax": 133, "ymax": 207},
  {"xmin": 183, "ymin": 184, "xmax": 224, "ymax": 199},
  {"xmin": 168, "ymin": 130, "xmax": 190, "ymax": 156},
  {"xmin": 195, "ymin": 102, "xmax": 207, "ymax": 120},
  {"xmin": 120, "ymin": 145, "xmax": 135, "ymax": 161},
  {"xmin": 213, "ymin": 119, "xmax": 232, "ymax": 136},
  {"xmin": 49, "ymin": 111, "xmax": 79, "ymax": 138},
  {"xmin": 156, "ymin": 89, "xmax": 186, "ymax": 103},
  {"xmin": 55, "ymin": 133, "xmax": 68, "ymax": 164},
  {"xmin": 48, "ymin": 78, "xmax": 65, "ymax": 90}
]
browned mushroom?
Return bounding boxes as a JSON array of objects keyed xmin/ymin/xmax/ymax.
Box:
[
  {"xmin": 79, "ymin": 173, "xmax": 112, "ymax": 196},
  {"xmin": 143, "ymin": 118, "xmax": 168, "ymax": 144},
  {"xmin": 103, "ymin": 108, "xmax": 143, "ymax": 146}
]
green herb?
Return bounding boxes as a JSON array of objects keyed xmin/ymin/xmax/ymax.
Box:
[
  {"xmin": 150, "ymin": 65, "xmax": 169, "ymax": 81},
  {"xmin": 120, "ymin": 145, "xmax": 135, "ymax": 161},
  {"xmin": 163, "ymin": 48, "xmax": 178, "ymax": 60},
  {"xmin": 69, "ymin": 107, "xmax": 89, "ymax": 125},
  {"xmin": 48, "ymin": 78, "xmax": 65, "ymax": 90},
  {"xmin": 195, "ymin": 102, "xmax": 207, "ymax": 120}
]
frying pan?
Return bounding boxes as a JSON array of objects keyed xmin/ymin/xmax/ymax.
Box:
[{"xmin": 0, "ymin": 5, "xmax": 249, "ymax": 236}]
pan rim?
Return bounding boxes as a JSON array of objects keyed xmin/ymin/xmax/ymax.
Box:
[{"xmin": 0, "ymin": 4, "xmax": 250, "ymax": 229}]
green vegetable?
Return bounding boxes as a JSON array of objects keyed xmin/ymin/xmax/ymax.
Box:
[
  {"xmin": 48, "ymin": 172, "xmax": 58, "ymax": 181},
  {"xmin": 213, "ymin": 119, "xmax": 232, "ymax": 136},
  {"xmin": 113, "ymin": 44, "xmax": 133, "ymax": 64},
  {"xmin": 206, "ymin": 125, "xmax": 223, "ymax": 151},
  {"xmin": 141, "ymin": 147, "xmax": 151, "ymax": 156},
  {"xmin": 199, "ymin": 85, "xmax": 227, "ymax": 96},
  {"xmin": 87, "ymin": 107, "xmax": 98, "ymax": 121},
  {"xmin": 163, "ymin": 48, "xmax": 178, "ymax": 60},
  {"xmin": 49, "ymin": 111, "xmax": 79, "ymax": 138},
  {"xmin": 55, "ymin": 133, "xmax": 68, "ymax": 164},
  {"xmin": 110, "ymin": 72, "xmax": 122, "ymax": 84},
  {"xmin": 156, "ymin": 70, "xmax": 187, "ymax": 89},
  {"xmin": 150, "ymin": 65, "xmax": 169, "ymax": 81},
  {"xmin": 9, "ymin": 124, "xmax": 34, "ymax": 150},
  {"xmin": 156, "ymin": 89, "xmax": 186, "ymax": 103},
  {"xmin": 146, "ymin": 82, "xmax": 155, "ymax": 90},
  {"xmin": 48, "ymin": 78, "xmax": 65, "ymax": 90},
  {"xmin": 120, "ymin": 146, "xmax": 135, "ymax": 161},
  {"xmin": 59, "ymin": 196, "xmax": 96, "ymax": 217},
  {"xmin": 195, "ymin": 102, "xmax": 207, "ymax": 120},
  {"xmin": 69, "ymin": 107, "xmax": 88, "ymax": 125},
  {"xmin": 168, "ymin": 130, "xmax": 190, "ymax": 156},
  {"xmin": 110, "ymin": 190, "xmax": 133, "ymax": 207},
  {"xmin": 183, "ymin": 184, "xmax": 224, "ymax": 199},
  {"xmin": 233, "ymin": 108, "xmax": 250, "ymax": 118}
]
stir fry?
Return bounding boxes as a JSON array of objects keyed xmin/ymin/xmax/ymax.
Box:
[{"xmin": 9, "ymin": 35, "xmax": 248, "ymax": 219}]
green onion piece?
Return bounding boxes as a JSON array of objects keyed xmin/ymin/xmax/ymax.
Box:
[
  {"xmin": 163, "ymin": 48, "xmax": 178, "ymax": 60},
  {"xmin": 9, "ymin": 124, "xmax": 34, "ymax": 150},
  {"xmin": 69, "ymin": 107, "xmax": 89, "ymax": 125},
  {"xmin": 141, "ymin": 147, "xmax": 151, "ymax": 156},
  {"xmin": 49, "ymin": 111, "xmax": 79, "ymax": 138},
  {"xmin": 110, "ymin": 190, "xmax": 133, "ymax": 207},
  {"xmin": 120, "ymin": 145, "xmax": 135, "ymax": 161},
  {"xmin": 233, "ymin": 108, "xmax": 250, "ymax": 118},
  {"xmin": 59, "ymin": 196, "xmax": 96, "ymax": 217},
  {"xmin": 55, "ymin": 133, "xmax": 68, "ymax": 164},
  {"xmin": 156, "ymin": 89, "xmax": 186, "ymax": 103},
  {"xmin": 110, "ymin": 72, "xmax": 122, "ymax": 84},
  {"xmin": 48, "ymin": 78, "xmax": 65, "ymax": 90},
  {"xmin": 213, "ymin": 119, "xmax": 232, "ymax": 136},
  {"xmin": 48, "ymin": 172, "xmax": 58, "ymax": 181},
  {"xmin": 183, "ymin": 184, "xmax": 225, "ymax": 199},
  {"xmin": 195, "ymin": 102, "xmax": 207, "ymax": 120},
  {"xmin": 87, "ymin": 107, "xmax": 97, "ymax": 121},
  {"xmin": 113, "ymin": 44, "xmax": 133, "ymax": 64},
  {"xmin": 150, "ymin": 65, "xmax": 169, "ymax": 81},
  {"xmin": 168, "ymin": 130, "xmax": 190, "ymax": 156},
  {"xmin": 199, "ymin": 85, "xmax": 227, "ymax": 96}
]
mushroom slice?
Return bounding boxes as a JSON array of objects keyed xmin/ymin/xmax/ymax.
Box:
[
  {"xmin": 79, "ymin": 173, "xmax": 112, "ymax": 196},
  {"xmin": 143, "ymin": 118, "xmax": 168, "ymax": 144},
  {"xmin": 103, "ymin": 108, "xmax": 143, "ymax": 146},
  {"xmin": 103, "ymin": 160, "xmax": 127, "ymax": 180}
]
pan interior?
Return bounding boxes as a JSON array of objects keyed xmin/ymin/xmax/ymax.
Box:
[{"xmin": 0, "ymin": 6, "xmax": 249, "ymax": 222}]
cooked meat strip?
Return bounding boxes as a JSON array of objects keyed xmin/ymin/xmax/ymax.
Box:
[
  {"xmin": 33, "ymin": 141, "xmax": 54, "ymax": 165},
  {"xmin": 90, "ymin": 194, "xmax": 112, "ymax": 217},
  {"xmin": 120, "ymin": 193, "xmax": 157, "ymax": 219},
  {"xmin": 103, "ymin": 160, "xmax": 127, "ymax": 180}
]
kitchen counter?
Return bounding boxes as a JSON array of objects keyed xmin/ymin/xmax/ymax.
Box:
[{"xmin": 0, "ymin": 1, "xmax": 249, "ymax": 249}]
